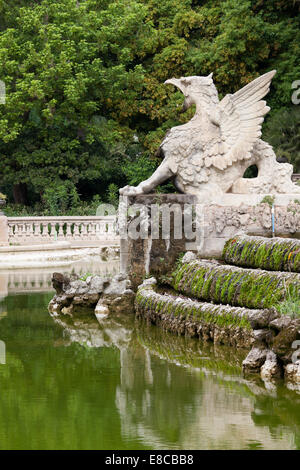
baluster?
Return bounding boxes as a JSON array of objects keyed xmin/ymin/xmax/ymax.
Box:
[
  {"xmin": 28, "ymin": 222, "xmax": 35, "ymax": 243},
  {"xmin": 66, "ymin": 222, "xmax": 72, "ymax": 241},
  {"xmin": 35, "ymin": 222, "xmax": 42, "ymax": 242},
  {"xmin": 20, "ymin": 223, "xmax": 26, "ymax": 243},
  {"xmin": 86, "ymin": 222, "xmax": 91, "ymax": 240},
  {"xmin": 95, "ymin": 221, "xmax": 101, "ymax": 240},
  {"xmin": 81, "ymin": 222, "xmax": 87, "ymax": 239},
  {"xmin": 55, "ymin": 222, "xmax": 61, "ymax": 240},
  {"xmin": 72, "ymin": 222, "xmax": 78, "ymax": 241},
  {"xmin": 7, "ymin": 223, "xmax": 13, "ymax": 243},
  {"xmin": 91, "ymin": 222, "xmax": 97, "ymax": 241},
  {"xmin": 100, "ymin": 220, "xmax": 106, "ymax": 239}
]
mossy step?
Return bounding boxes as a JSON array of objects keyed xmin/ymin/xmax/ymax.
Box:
[
  {"xmin": 170, "ymin": 259, "xmax": 300, "ymax": 309},
  {"xmin": 223, "ymin": 235, "xmax": 300, "ymax": 273},
  {"xmin": 135, "ymin": 282, "xmax": 278, "ymax": 347}
]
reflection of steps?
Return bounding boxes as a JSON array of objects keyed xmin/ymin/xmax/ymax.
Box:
[{"xmin": 3, "ymin": 258, "xmax": 119, "ymax": 294}]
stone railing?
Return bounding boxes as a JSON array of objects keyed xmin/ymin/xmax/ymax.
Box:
[{"xmin": 7, "ymin": 216, "xmax": 117, "ymax": 245}]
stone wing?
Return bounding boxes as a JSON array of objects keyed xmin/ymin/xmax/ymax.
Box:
[{"xmin": 211, "ymin": 70, "xmax": 276, "ymax": 171}]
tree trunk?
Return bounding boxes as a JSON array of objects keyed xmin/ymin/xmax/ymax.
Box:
[{"xmin": 13, "ymin": 183, "xmax": 28, "ymax": 205}]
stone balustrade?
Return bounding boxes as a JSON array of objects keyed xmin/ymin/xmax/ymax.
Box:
[
  {"xmin": 7, "ymin": 216, "xmax": 117, "ymax": 245},
  {"xmin": 292, "ymin": 173, "xmax": 300, "ymax": 183}
]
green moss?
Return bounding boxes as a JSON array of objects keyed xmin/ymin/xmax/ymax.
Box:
[
  {"xmin": 223, "ymin": 235, "xmax": 300, "ymax": 273},
  {"xmin": 168, "ymin": 259, "xmax": 299, "ymax": 309},
  {"xmin": 260, "ymin": 195, "xmax": 275, "ymax": 207},
  {"xmin": 275, "ymin": 284, "xmax": 300, "ymax": 319},
  {"xmin": 136, "ymin": 286, "xmax": 253, "ymax": 332}
]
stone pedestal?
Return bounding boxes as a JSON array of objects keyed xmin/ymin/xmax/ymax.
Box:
[
  {"xmin": 0, "ymin": 216, "xmax": 8, "ymax": 246},
  {"xmin": 197, "ymin": 194, "xmax": 300, "ymax": 258},
  {"xmin": 119, "ymin": 193, "xmax": 300, "ymax": 289},
  {"xmin": 119, "ymin": 194, "xmax": 198, "ymax": 289}
]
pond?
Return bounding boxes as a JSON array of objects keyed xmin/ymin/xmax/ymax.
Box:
[{"xmin": 0, "ymin": 266, "xmax": 299, "ymax": 450}]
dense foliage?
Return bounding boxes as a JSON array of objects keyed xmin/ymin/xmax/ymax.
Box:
[
  {"xmin": 0, "ymin": 0, "xmax": 299, "ymax": 214},
  {"xmin": 263, "ymin": 106, "xmax": 300, "ymax": 172}
]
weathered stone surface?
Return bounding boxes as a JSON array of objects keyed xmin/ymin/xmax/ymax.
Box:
[
  {"xmin": 95, "ymin": 300, "xmax": 110, "ymax": 320},
  {"xmin": 269, "ymin": 316, "xmax": 293, "ymax": 332},
  {"xmin": 88, "ymin": 275, "xmax": 110, "ymax": 294},
  {"xmin": 61, "ymin": 305, "xmax": 73, "ymax": 316},
  {"xmin": 119, "ymin": 194, "xmax": 198, "ymax": 288},
  {"xmin": 251, "ymin": 329, "xmax": 275, "ymax": 347},
  {"xmin": 182, "ymin": 251, "xmax": 197, "ymax": 264},
  {"xmin": 272, "ymin": 320, "xmax": 300, "ymax": 361},
  {"xmin": 135, "ymin": 281, "xmax": 269, "ymax": 348},
  {"xmin": 65, "ymin": 280, "xmax": 90, "ymax": 296},
  {"xmin": 247, "ymin": 310, "xmax": 280, "ymax": 329},
  {"xmin": 242, "ymin": 347, "xmax": 268, "ymax": 373},
  {"xmin": 49, "ymin": 271, "xmax": 135, "ymax": 317},
  {"xmin": 285, "ymin": 363, "xmax": 300, "ymax": 383},
  {"xmin": 103, "ymin": 278, "xmax": 131, "ymax": 295},
  {"xmin": 141, "ymin": 277, "xmax": 157, "ymax": 288},
  {"xmin": 52, "ymin": 272, "xmax": 70, "ymax": 294},
  {"xmin": 101, "ymin": 290, "xmax": 135, "ymax": 314},
  {"xmin": 260, "ymin": 351, "xmax": 282, "ymax": 379}
]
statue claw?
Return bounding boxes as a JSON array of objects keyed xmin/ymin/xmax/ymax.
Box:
[{"xmin": 119, "ymin": 185, "xmax": 143, "ymax": 196}]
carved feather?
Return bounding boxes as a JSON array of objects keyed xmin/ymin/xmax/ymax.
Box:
[{"xmin": 213, "ymin": 70, "xmax": 276, "ymax": 170}]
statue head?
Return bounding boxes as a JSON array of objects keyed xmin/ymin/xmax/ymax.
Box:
[{"xmin": 164, "ymin": 74, "xmax": 218, "ymax": 111}]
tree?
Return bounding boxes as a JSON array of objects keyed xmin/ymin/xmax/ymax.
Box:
[
  {"xmin": 0, "ymin": 0, "xmax": 299, "ymax": 211},
  {"xmin": 263, "ymin": 106, "xmax": 300, "ymax": 172},
  {"xmin": 0, "ymin": 0, "xmax": 150, "ymax": 203}
]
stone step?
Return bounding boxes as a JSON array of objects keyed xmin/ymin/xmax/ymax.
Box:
[
  {"xmin": 135, "ymin": 279, "xmax": 279, "ymax": 348},
  {"xmin": 223, "ymin": 235, "xmax": 300, "ymax": 273},
  {"xmin": 168, "ymin": 258, "xmax": 300, "ymax": 310}
]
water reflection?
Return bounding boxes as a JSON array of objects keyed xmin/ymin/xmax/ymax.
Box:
[
  {"xmin": 52, "ymin": 310, "xmax": 300, "ymax": 450},
  {"xmin": 0, "ymin": 256, "xmax": 119, "ymax": 295},
  {"xmin": 0, "ymin": 274, "xmax": 299, "ymax": 449}
]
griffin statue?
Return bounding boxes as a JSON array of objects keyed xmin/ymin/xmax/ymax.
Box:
[{"xmin": 120, "ymin": 70, "xmax": 300, "ymax": 199}]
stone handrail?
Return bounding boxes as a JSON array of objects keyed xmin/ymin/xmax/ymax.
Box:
[
  {"xmin": 7, "ymin": 216, "xmax": 117, "ymax": 244},
  {"xmin": 292, "ymin": 174, "xmax": 300, "ymax": 182}
]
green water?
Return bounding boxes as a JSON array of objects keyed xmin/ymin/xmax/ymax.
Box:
[{"xmin": 0, "ymin": 292, "xmax": 300, "ymax": 450}]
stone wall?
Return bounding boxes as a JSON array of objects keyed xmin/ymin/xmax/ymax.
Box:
[
  {"xmin": 119, "ymin": 194, "xmax": 198, "ymax": 289},
  {"xmin": 119, "ymin": 194, "xmax": 300, "ymax": 279},
  {"xmin": 195, "ymin": 195, "xmax": 300, "ymax": 258}
]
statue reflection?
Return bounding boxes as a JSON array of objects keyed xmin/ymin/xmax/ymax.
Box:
[{"xmin": 52, "ymin": 309, "xmax": 300, "ymax": 450}]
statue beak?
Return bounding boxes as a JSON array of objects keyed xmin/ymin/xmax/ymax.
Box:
[
  {"xmin": 165, "ymin": 78, "xmax": 191, "ymax": 112},
  {"xmin": 164, "ymin": 78, "xmax": 186, "ymax": 94}
]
